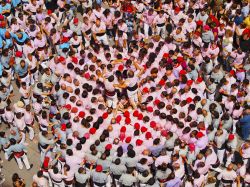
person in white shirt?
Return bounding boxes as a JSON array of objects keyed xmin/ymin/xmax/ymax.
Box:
[
  {"xmin": 92, "ymin": 18, "xmax": 109, "ymax": 46},
  {"xmin": 153, "ymin": 10, "xmax": 168, "ymax": 38},
  {"xmin": 33, "ymin": 170, "xmax": 49, "ymax": 187}
]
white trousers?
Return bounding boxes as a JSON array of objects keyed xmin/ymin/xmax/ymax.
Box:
[
  {"xmin": 30, "ymin": 70, "xmax": 39, "ymax": 85},
  {"xmin": 15, "ymin": 153, "xmax": 31, "ymax": 170},
  {"xmin": 26, "ymin": 125, "xmax": 34, "ymax": 140},
  {"xmin": 127, "ymin": 90, "xmax": 138, "ymax": 103},
  {"xmin": 156, "ymin": 25, "xmax": 166, "ymax": 38},
  {"xmin": 96, "ymin": 34, "xmax": 109, "ymax": 46},
  {"xmin": 217, "ymin": 149, "xmax": 225, "ymax": 164},
  {"xmin": 144, "ymin": 23, "xmax": 150, "ymax": 38}
]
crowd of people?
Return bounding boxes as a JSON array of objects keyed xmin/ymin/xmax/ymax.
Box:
[{"xmin": 0, "ymin": 0, "xmax": 249, "ymax": 186}]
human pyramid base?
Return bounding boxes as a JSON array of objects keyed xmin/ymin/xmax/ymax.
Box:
[{"xmin": 0, "ymin": 0, "xmax": 249, "ymax": 186}]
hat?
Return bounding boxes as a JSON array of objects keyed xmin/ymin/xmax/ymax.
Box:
[
  {"xmin": 228, "ymin": 134, "xmax": 234, "ymax": 141},
  {"xmin": 102, "ymin": 112, "xmax": 109, "ymax": 119},
  {"xmin": 71, "ymin": 107, "xmax": 78, "ymax": 113},
  {"xmin": 145, "ymin": 132, "xmax": 152, "ymax": 139},
  {"xmin": 96, "ymin": 165, "xmax": 103, "ymax": 172},
  {"xmin": 58, "ymin": 56, "xmax": 65, "ymax": 63},
  {"xmin": 186, "ymin": 97, "xmax": 193, "ymax": 103},
  {"xmin": 196, "ymin": 131, "xmax": 204, "ymax": 138},
  {"xmin": 163, "ymin": 53, "xmax": 169, "ymax": 58},
  {"xmin": 189, "ymin": 143, "xmax": 195, "ymax": 151},
  {"xmin": 64, "ymin": 104, "xmax": 71, "ymax": 110},
  {"xmin": 187, "ymin": 80, "xmax": 193, "ymax": 86},
  {"xmin": 78, "ymin": 111, "xmax": 85, "ymax": 118},
  {"xmin": 179, "ymin": 70, "xmax": 186, "ymax": 75},
  {"xmin": 47, "ymin": 10, "xmax": 52, "ymax": 15},
  {"xmin": 196, "ymin": 77, "xmax": 203, "ymax": 83},
  {"xmin": 154, "ymin": 99, "xmax": 161, "ymax": 105},
  {"xmin": 158, "ymin": 79, "xmax": 165, "ymax": 86},
  {"xmin": 118, "ymin": 65, "xmax": 124, "ymax": 72},
  {"xmin": 230, "ymin": 70, "xmax": 235, "ymax": 76},
  {"xmin": 136, "ymin": 139, "xmax": 143, "ymax": 146},
  {"xmin": 133, "ymin": 110, "xmax": 139, "ymax": 117},
  {"xmin": 116, "ymin": 115, "xmax": 122, "ymax": 123},
  {"xmin": 194, "ymin": 31, "xmax": 201, "ymax": 36},
  {"xmin": 141, "ymin": 126, "xmax": 147, "ymax": 133},
  {"xmin": 73, "ymin": 18, "xmax": 79, "ymax": 24},
  {"xmin": 61, "ymin": 37, "xmax": 69, "ymax": 43},
  {"xmin": 17, "ymin": 101, "xmax": 24, "ymax": 108},
  {"xmin": 0, "ymin": 14, "xmax": 4, "ymax": 21},
  {"xmin": 138, "ymin": 113, "xmax": 143, "ymax": 120},
  {"xmin": 89, "ymin": 127, "xmax": 96, "ymax": 135},
  {"xmin": 84, "ymin": 133, "xmax": 90, "ymax": 139},
  {"xmin": 61, "ymin": 123, "xmax": 66, "ymax": 131},
  {"xmin": 134, "ymin": 123, "xmax": 140, "ymax": 130},
  {"xmin": 72, "ymin": 57, "xmax": 78, "ymax": 64},
  {"xmin": 161, "ymin": 130, "xmax": 168, "ymax": 137},
  {"xmin": 84, "ymin": 73, "xmax": 90, "ymax": 79},
  {"xmin": 120, "ymin": 126, "xmax": 126, "ymax": 133},
  {"xmin": 150, "ymin": 121, "xmax": 156, "ymax": 128},
  {"xmin": 105, "ymin": 144, "xmax": 112, "ymax": 150},
  {"xmin": 124, "ymin": 111, "xmax": 130, "ymax": 118},
  {"xmin": 119, "ymin": 132, "xmax": 125, "ymax": 141},
  {"xmin": 174, "ymin": 7, "xmax": 180, "ymax": 13},
  {"xmin": 125, "ymin": 117, "xmax": 131, "ymax": 124},
  {"xmin": 196, "ymin": 20, "xmax": 203, "ymax": 26},
  {"xmin": 15, "ymin": 51, "xmax": 22, "ymax": 58},
  {"xmin": 147, "ymin": 106, "xmax": 153, "ymax": 113},
  {"xmin": 125, "ymin": 136, "xmax": 132, "ymax": 143},
  {"xmin": 203, "ymin": 25, "xmax": 210, "ymax": 31},
  {"xmin": 177, "ymin": 56, "xmax": 184, "ymax": 63},
  {"xmin": 142, "ymin": 87, "xmax": 149, "ymax": 93}
]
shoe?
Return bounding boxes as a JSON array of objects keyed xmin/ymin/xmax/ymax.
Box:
[{"xmin": 27, "ymin": 164, "xmax": 33, "ymax": 170}]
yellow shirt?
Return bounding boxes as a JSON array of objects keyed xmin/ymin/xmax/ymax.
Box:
[{"xmin": 244, "ymin": 17, "xmax": 250, "ymax": 27}]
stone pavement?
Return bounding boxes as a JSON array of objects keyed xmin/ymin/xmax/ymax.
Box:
[{"xmin": 0, "ymin": 82, "xmax": 40, "ymax": 187}]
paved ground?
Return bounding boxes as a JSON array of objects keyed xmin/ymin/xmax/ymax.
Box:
[{"xmin": 0, "ymin": 82, "xmax": 40, "ymax": 187}]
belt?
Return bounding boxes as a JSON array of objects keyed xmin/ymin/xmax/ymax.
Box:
[
  {"xmin": 157, "ymin": 23, "xmax": 165, "ymax": 27},
  {"xmin": 15, "ymin": 40, "xmax": 26, "ymax": 45},
  {"xmin": 19, "ymin": 72, "xmax": 28, "ymax": 79},
  {"xmin": 166, "ymin": 147, "xmax": 174, "ymax": 151},
  {"xmin": 221, "ymin": 178, "xmax": 233, "ymax": 184},
  {"xmin": 211, "ymin": 159, "xmax": 220, "ymax": 168},
  {"xmin": 72, "ymin": 44, "xmax": 80, "ymax": 48},
  {"xmin": 105, "ymin": 89, "xmax": 116, "ymax": 97},
  {"xmin": 96, "ymin": 32, "xmax": 105, "ymax": 37},
  {"xmin": 127, "ymin": 84, "xmax": 138, "ymax": 92},
  {"xmin": 94, "ymin": 182, "xmax": 106, "ymax": 187},
  {"xmin": 14, "ymin": 151, "xmax": 25, "ymax": 158},
  {"xmin": 30, "ymin": 67, "xmax": 37, "ymax": 74},
  {"xmin": 37, "ymin": 46, "xmax": 45, "ymax": 51},
  {"xmin": 85, "ymin": 29, "xmax": 91, "ymax": 35}
]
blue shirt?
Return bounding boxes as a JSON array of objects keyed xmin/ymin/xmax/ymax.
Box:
[
  {"xmin": 11, "ymin": 0, "xmax": 21, "ymax": 7},
  {"xmin": 235, "ymin": 15, "xmax": 244, "ymax": 26},
  {"xmin": 59, "ymin": 42, "xmax": 70, "ymax": 49},
  {"xmin": 7, "ymin": 143, "xmax": 27, "ymax": 156},
  {"xmin": 0, "ymin": 3, "xmax": 11, "ymax": 14},
  {"xmin": 4, "ymin": 38, "xmax": 13, "ymax": 49},
  {"xmin": 15, "ymin": 63, "xmax": 28, "ymax": 76},
  {"xmin": 240, "ymin": 115, "xmax": 250, "ymax": 126},
  {"xmin": 0, "ymin": 36, "xmax": 3, "ymax": 48},
  {"xmin": 13, "ymin": 32, "xmax": 29, "ymax": 43},
  {"xmin": 0, "ymin": 28, "xmax": 6, "ymax": 39}
]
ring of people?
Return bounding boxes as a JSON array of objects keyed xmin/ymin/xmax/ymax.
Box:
[{"xmin": 0, "ymin": 0, "xmax": 249, "ymax": 186}]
